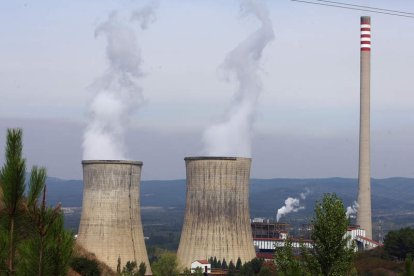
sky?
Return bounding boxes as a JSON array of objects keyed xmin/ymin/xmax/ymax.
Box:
[{"xmin": 0, "ymin": 0, "xmax": 413, "ymax": 180}]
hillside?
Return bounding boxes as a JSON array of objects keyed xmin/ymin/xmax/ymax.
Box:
[{"xmin": 45, "ymin": 177, "xmax": 414, "ymax": 243}]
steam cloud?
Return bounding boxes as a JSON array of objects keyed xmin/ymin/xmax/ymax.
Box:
[
  {"xmin": 277, "ymin": 189, "xmax": 310, "ymax": 222},
  {"xmin": 203, "ymin": 0, "xmax": 275, "ymax": 157},
  {"xmin": 346, "ymin": 201, "xmax": 359, "ymax": 218},
  {"xmin": 82, "ymin": 1, "xmax": 158, "ymax": 160}
]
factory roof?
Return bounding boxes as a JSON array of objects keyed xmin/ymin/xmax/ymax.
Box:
[{"xmin": 193, "ymin": 260, "xmax": 209, "ymax": 265}]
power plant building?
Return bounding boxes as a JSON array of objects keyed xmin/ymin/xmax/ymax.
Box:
[
  {"xmin": 77, "ymin": 160, "xmax": 151, "ymax": 273},
  {"xmin": 177, "ymin": 157, "xmax": 256, "ymax": 269}
]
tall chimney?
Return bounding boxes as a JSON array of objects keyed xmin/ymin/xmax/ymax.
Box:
[{"xmin": 357, "ymin": 16, "xmax": 372, "ymax": 239}]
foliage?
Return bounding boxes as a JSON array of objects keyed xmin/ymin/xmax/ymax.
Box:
[
  {"xmin": 192, "ymin": 267, "xmax": 204, "ymax": 276},
  {"xmin": 236, "ymin": 257, "xmax": 242, "ymax": 270},
  {"xmin": 151, "ymin": 252, "xmax": 180, "ymax": 276},
  {"xmin": 274, "ymin": 238, "xmax": 304, "ymax": 275},
  {"xmin": 257, "ymin": 266, "xmax": 272, "ymax": 276},
  {"xmin": 238, "ymin": 258, "xmax": 264, "ymax": 275},
  {"xmin": 119, "ymin": 261, "xmax": 147, "ymax": 276},
  {"xmin": 182, "ymin": 267, "xmax": 191, "ymax": 276},
  {"xmin": 0, "ymin": 129, "xmax": 26, "ymax": 274},
  {"xmin": 384, "ymin": 227, "xmax": 414, "ymax": 260},
  {"xmin": 251, "ymin": 258, "xmax": 264, "ymax": 274},
  {"xmin": 403, "ymin": 254, "xmax": 414, "ymax": 276},
  {"xmin": 0, "ymin": 128, "xmax": 74, "ymax": 275},
  {"xmin": 222, "ymin": 258, "xmax": 228, "ymax": 269},
  {"xmin": 70, "ymin": 257, "xmax": 100, "ymax": 276},
  {"xmin": 354, "ymin": 247, "xmax": 403, "ymax": 275},
  {"xmin": 138, "ymin": 261, "xmax": 146, "ymax": 276},
  {"xmin": 302, "ymin": 193, "xmax": 355, "ymax": 276}
]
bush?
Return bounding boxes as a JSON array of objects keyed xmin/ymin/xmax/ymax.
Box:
[
  {"xmin": 384, "ymin": 227, "xmax": 414, "ymax": 260},
  {"xmin": 70, "ymin": 257, "xmax": 100, "ymax": 276}
]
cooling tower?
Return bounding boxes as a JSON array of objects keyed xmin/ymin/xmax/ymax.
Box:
[
  {"xmin": 177, "ymin": 157, "xmax": 256, "ymax": 269},
  {"xmin": 357, "ymin": 16, "xmax": 372, "ymax": 239},
  {"xmin": 77, "ymin": 160, "xmax": 151, "ymax": 273}
]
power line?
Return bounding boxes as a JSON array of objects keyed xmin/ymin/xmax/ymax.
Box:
[
  {"xmin": 317, "ymin": 0, "xmax": 414, "ymax": 16},
  {"xmin": 291, "ymin": 0, "xmax": 414, "ymax": 19}
]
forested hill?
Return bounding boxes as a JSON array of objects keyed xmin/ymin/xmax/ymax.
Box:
[{"xmin": 45, "ymin": 177, "xmax": 414, "ymax": 220}]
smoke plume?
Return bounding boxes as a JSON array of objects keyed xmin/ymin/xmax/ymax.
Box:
[
  {"xmin": 83, "ymin": 2, "xmax": 158, "ymax": 160},
  {"xmin": 277, "ymin": 189, "xmax": 310, "ymax": 222},
  {"xmin": 202, "ymin": 0, "xmax": 274, "ymax": 157},
  {"xmin": 346, "ymin": 201, "xmax": 359, "ymax": 218}
]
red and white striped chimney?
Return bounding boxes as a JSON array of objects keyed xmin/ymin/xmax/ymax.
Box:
[{"xmin": 357, "ymin": 16, "xmax": 372, "ymax": 239}]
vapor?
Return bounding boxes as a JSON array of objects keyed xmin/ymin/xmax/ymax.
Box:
[
  {"xmin": 300, "ymin": 188, "xmax": 310, "ymax": 200},
  {"xmin": 277, "ymin": 189, "xmax": 310, "ymax": 222},
  {"xmin": 202, "ymin": 0, "xmax": 274, "ymax": 157},
  {"xmin": 83, "ymin": 2, "xmax": 158, "ymax": 160},
  {"xmin": 346, "ymin": 201, "xmax": 359, "ymax": 218}
]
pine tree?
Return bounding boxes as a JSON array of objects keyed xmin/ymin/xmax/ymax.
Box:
[
  {"xmin": 213, "ymin": 256, "xmax": 218, "ymax": 268},
  {"xmin": 236, "ymin": 257, "xmax": 242, "ymax": 270},
  {"xmin": 222, "ymin": 258, "xmax": 228, "ymax": 269},
  {"xmin": 0, "ymin": 129, "xmax": 26, "ymax": 274}
]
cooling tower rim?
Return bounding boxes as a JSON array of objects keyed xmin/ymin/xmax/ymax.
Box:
[
  {"xmin": 184, "ymin": 156, "xmax": 251, "ymax": 161},
  {"xmin": 82, "ymin": 160, "xmax": 143, "ymax": 166}
]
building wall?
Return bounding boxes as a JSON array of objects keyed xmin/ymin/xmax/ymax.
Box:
[
  {"xmin": 177, "ymin": 157, "xmax": 256, "ymax": 268},
  {"xmin": 77, "ymin": 160, "xmax": 151, "ymax": 273}
]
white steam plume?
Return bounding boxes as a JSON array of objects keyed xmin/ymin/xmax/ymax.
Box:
[
  {"xmin": 202, "ymin": 0, "xmax": 274, "ymax": 157},
  {"xmin": 277, "ymin": 198, "xmax": 304, "ymax": 222},
  {"xmin": 277, "ymin": 189, "xmax": 310, "ymax": 222},
  {"xmin": 83, "ymin": 2, "xmax": 158, "ymax": 160},
  {"xmin": 346, "ymin": 201, "xmax": 359, "ymax": 218},
  {"xmin": 300, "ymin": 188, "xmax": 310, "ymax": 200}
]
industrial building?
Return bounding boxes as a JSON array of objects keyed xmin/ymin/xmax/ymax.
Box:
[
  {"xmin": 177, "ymin": 157, "xmax": 256, "ymax": 269},
  {"xmin": 77, "ymin": 160, "xmax": 151, "ymax": 273},
  {"xmin": 251, "ymin": 219, "xmax": 382, "ymax": 260}
]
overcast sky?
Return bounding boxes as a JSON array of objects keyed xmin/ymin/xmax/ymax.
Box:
[{"xmin": 0, "ymin": 0, "xmax": 413, "ymax": 180}]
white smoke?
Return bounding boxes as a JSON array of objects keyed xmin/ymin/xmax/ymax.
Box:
[
  {"xmin": 346, "ymin": 201, "xmax": 359, "ymax": 218},
  {"xmin": 202, "ymin": 0, "xmax": 275, "ymax": 157},
  {"xmin": 300, "ymin": 188, "xmax": 310, "ymax": 200},
  {"xmin": 83, "ymin": 2, "xmax": 158, "ymax": 160},
  {"xmin": 277, "ymin": 189, "xmax": 310, "ymax": 222}
]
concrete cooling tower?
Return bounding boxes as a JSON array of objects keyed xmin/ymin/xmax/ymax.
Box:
[
  {"xmin": 77, "ymin": 160, "xmax": 151, "ymax": 273},
  {"xmin": 177, "ymin": 157, "xmax": 256, "ymax": 269}
]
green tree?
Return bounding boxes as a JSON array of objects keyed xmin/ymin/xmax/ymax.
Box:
[
  {"xmin": 257, "ymin": 266, "xmax": 272, "ymax": 276},
  {"xmin": 0, "ymin": 129, "xmax": 74, "ymax": 275},
  {"xmin": 138, "ymin": 262, "xmax": 146, "ymax": 276},
  {"xmin": 182, "ymin": 267, "xmax": 191, "ymax": 276},
  {"xmin": 193, "ymin": 267, "xmax": 204, "ymax": 276},
  {"xmin": 251, "ymin": 258, "xmax": 264, "ymax": 274},
  {"xmin": 222, "ymin": 258, "xmax": 228, "ymax": 269},
  {"xmin": 302, "ymin": 193, "xmax": 355, "ymax": 276},
  {"xmin": 0, "ymin": 129, "xmax": 26, "ymax": 274},
  {"xmin": 151, "ymin": 252, "xmax": 180, "ymax": 276},
  {"xmin": 70, "ymin": 257, "xmax": 100, "ymax": 276},
  {"xmin": 15, "ymin": 171, "xmax": 74, "ymax": 276},
  {"xmin": 384, "ymin": 227, "xmax": 414, "ymax": 260},
  {"xmin": 227, "ymin": 261, "xmax": 236, "ymax": 276},
  {"xmin": 403, "ymin": 254, "xmax": 414, "ymax": 276},
  {"xmin": 239, "ymin": 260, "xmax": 253, "ymax": 275},
  {"xmin": 236, "ymin": 257, "xmax": 242, "ymax": 270},
  {"xmin": 274, "ymin": 238, "xmax": 303, "ymax": 275}
]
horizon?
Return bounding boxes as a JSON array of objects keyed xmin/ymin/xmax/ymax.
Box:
[{"xmin": 1, "ymin": 0, "xmax": 413, "ymax": 180}]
